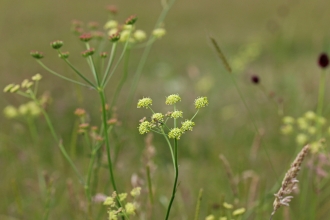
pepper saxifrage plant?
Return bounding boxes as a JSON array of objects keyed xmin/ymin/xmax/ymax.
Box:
[
  {"xmin": 3, "ymin": 3, "xmax": 177, "ymax": 219},
  {"xmin": 137, "ymin": 95, "xmax": 208, "ymax": 219}
]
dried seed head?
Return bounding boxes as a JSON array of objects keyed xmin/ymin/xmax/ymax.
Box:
[{"xmin": 270, "ymin": 145, "xmax": 310, "ymax": 219}]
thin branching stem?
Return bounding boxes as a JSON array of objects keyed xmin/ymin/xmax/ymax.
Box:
[
  {"xmin": 164, "ymin": 138, "xmax": 179, "ymax": 220},
  {"xmin": 36, "ymin": 60, "xmax": 91, "ymax": 88}
]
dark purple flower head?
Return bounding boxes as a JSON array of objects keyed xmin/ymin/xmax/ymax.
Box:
[
  {"xmin": 251, "ymin": 75, "xmax": 260, "ymax": 84},
  {"xmin": 318, "ymin": 53, "xmax": 329, "ymax": 69}
]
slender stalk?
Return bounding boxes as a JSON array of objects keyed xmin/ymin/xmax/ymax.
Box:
[
  {"xmin": 110, "ymin": 47, "xmax": 131, "ymax": 109},
  {"xmin": 102, "ymin": 42, "xmax": 118, "ymax": 85},
  {"xmin": 26, "ymin": 116, "xmax": 38, "ymax": 143},
  {"xmin": 316, "ymin": 70, "xmax": 326, "ymax": 139},
  {"xmin": 42, "ymin": 181, "xmax": 52, "ymax": 220},
  {"xmin": 98, "ymin": 89, "xmax": 118, "ymax": 192},
  {"xmin": 164, "ymin": 138, "xmax": 179, "ymax": 220},
  {"xmin": 193, "ymin": 188, "xmax": 203, "ymax": 220},
  {"xmin": 103, "ymin": 31, "xmax": 132, "ymax": 87},
  {"xmin": 146, "ymin": 165, "xmax": 154, "ymax": 205},
  {"xmin": 161, "ymin": 128, "xmax": 175, "ymax": 165},
  {"xmin": 63, "ymin": 59, "xmax": 96, "ymax": 88},
  {"xmin": 29, "ymin": 91, "xmax": 85, "ymax": 184},
  {"xmin": 36, "ymin": 60, "xmax": 91, "ymax": 88},
  {"xmin": 126, "ymin": 0, "xmax": 177, "ymax": 108},
  {"xmin": 210, "ymin": 37, "xmax": 278, "ymax": 181}
]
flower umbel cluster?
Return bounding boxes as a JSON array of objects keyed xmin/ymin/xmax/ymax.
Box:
[
  {"xmin": 103, "ymin": 187, "xmax": 141, "ymax": 220},
  {"xmin": 137, "ymin": 94, "xmax": 208, "ymax": 140},
  {"xmin": 205, "ymin": 201, "xmax": 246, "ymax": 220},
  {"xmin": 280, "ymin": 111, "xmax": 328, "ymax": 153}
]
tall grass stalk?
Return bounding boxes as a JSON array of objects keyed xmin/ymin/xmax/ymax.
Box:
[
  {"xmin": 209, "ymin": 36, "xmax": 278, "ymax": 180},
  {"xmin": 126, "ymin": 0, "xmax": 176, "ymax": 108}
]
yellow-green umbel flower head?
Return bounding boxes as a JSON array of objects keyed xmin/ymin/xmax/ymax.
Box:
[
  {"xmin": 32, "ymin": 73, "xmax": 42, "ymax": 81},
  {"xmin": 152, "ymin": 28, "xmax": 166, "ymax": 38},
  {"xmin": 130, "ymin": 187, "xmax": 141, "ymax": 197},
  {"xmin": 181, "ymin": 120, "xmax": 195, "ymax": 132},
  {"xmin": 125, "ymin": 202, "xmax": 136, "ymax": 215},
  {"xmin": 168, "ymin": 128, "xmax": 182, "ymax": 139},
  {"xmin": 194, "ymin": 97, "xmax": 209, "ymax": 109},
  {"xmin": 118, "ymin": 193, "xmax": 127, "ymax": 202},
  {"xmin": 232, "ymin": 207, "xmax": 246, "ymax": 216},
  {"xmin": 205, "ymin": 215, "xmax": 215, "ymax": 220},
  {"xmin": 137, "ymin": 97, "xmax": 152, "ymax": 108},
  {"xmin": 152, "ymin": 113, "xmax": 164, "ymax": 124},
  {"xmin": 165, "ymin": 94, "xmax": 181, "ymax": 105},
  {"xmin": 282, "ymin": 116, "xmax": 295, "ymax": 124},
  {"xmin": 171, "ymin": 110, "xmax": 183, "ymax": 119},
  {"xmin": 139, "ymin": 121, "xmax": 152, "ymax": 134}
]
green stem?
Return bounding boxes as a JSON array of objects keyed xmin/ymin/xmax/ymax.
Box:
[
  {"xmin": 190, "ymin": 109, "xmax": 199, "ymax": 121},
  {"xmin": 164, "ymin": 138, "xmax": 179, "ymax": 220},
  {"xmin": 146, "ymin": 165, "xmax": 154, "ymax": 205},
  {"xmin": 110, "ymin": 47, "xmax": 131, "ymax": 109},
  {"xmin": 193, "ymin": 189, "xmax": 203, "ymax": 220},
  {"xmin": 63, "ymin": 59, "xmax": 96, "ymax": 88},
  {"xmin": 98, "ymin": 89, "xmax": 118, "ymax": 192},
  {"xmin": 29, "ymin": 91, "xmax": 85, "ymax": 184},
  {"xmin": 36, "ymin": 60, "xmax": 91, "ymax": 88},
  {"xmin": 102, "ymin": 42, "xmax": 118, "ymax": 86},
  {"xmin": 126, "ymin": 0, "xmax": 176, "ymax": 108},
  {"xmin": 103, "ymin": 31, "xmax": 132, "ymax": 87},
  {"xmin": 26, "ymin": 116, "xmax": 38, "ymax": 143},
  {"xmin": 210, "ymin": 36, "xmax": 278, "ymax": 182},
  {"xmin": 161, "ymin": 128, "xmax": 175, "ymax": 166},
  {"xmin": 316, "ymin": 70, "xmax": 326, "ymax": 139}
]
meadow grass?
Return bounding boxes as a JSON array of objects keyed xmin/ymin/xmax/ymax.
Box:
[{"xmin": 1, "ymin": 1, "xmax": 330, "ymax": 220}]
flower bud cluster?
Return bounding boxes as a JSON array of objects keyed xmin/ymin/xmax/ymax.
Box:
[
  {"xmin": 280, "ymin": 110, "xmax": 329, "ymax": 153},
  {"xmin": 205, "ymin": 202, "xmax": 245, "ymax": 220},
  {"xmin": 103, "ymin": 187, "xmax": 141, "ymax": 220},
  {"xmin": 137, "ymin": 94, "xmax": 208, "ymax": 140}
]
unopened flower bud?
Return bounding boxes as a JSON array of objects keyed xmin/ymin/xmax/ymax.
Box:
[
  {"xmin": 59, "ymin": 52, "xmax": 70, "ymax": 59},
  {"xmin": 4, "ymin": 84, "xmax": 15, "ymax": 93},
  {"xmin": 32, "ymin": 73, "xmax": 42, "ymax": 81},
  {"xmin": 79, "ymin": 33, "xmax": 93, "ymax": 42},
  {"xmin": 106, "ymin": 5, "xmax": 118, "ymax": 15},
  {"xmin": 104, "ymin": 20, "xmax": 118, "ymax": 30},
  {"xmin": 152, "ymin": 28, "xmax": 166, "ymax": 38},
  {"xmin": 93, "ymin": 31, "xmax": 105, "ymax": 40},
  {"xmin": 100, "ymin": 52, "xmax": 108, "ymax": 58},
  {"xmin": 318, "ymin": 53, "xmax": 329, "ymax": 69},
  {"xmin": 30, "ymin": 50, "xmax": 44, "ymax": 59},
  {"xmin": 125, "ymin": 15, "xmax": 137, "ymax": 25},
  {"xmin": 87, "ymin": 21, "xmax": 99, "ymax": 30},
  {"xmin": 50, "ymin": 40, "xmax": 64, "ymax": 49},
  {"xmin": 71, "ymin": 20, "xmax": 83, "ymax": 28},
  {"xmin": 133, "ymin": 30, "xmax": 147, "ymax": 42},
  {"xmin": 81, "ymin": 48, "xmax": 95, "ymax": 57},
  {"xmin": 109, "ymin": 32, "xmax": 120, "ymax": 42}
]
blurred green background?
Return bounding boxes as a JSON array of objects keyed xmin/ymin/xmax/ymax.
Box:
[{"xmin": 1, "ymin": 0, "xmax": 330, "ymax": 219}]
